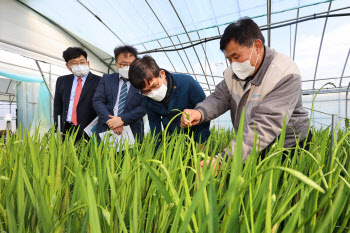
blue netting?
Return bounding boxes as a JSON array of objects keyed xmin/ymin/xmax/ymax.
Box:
[
  {"xmin": 0, "ymin": 70, "xmax": 51, "ymax": 134},
  {"xmin": 30, "ymin": 82, "xmax": 51, "ymax": 134},
  {"xmin": 0, "ymin": 70, "xmax": 44, "ymax": 83}
]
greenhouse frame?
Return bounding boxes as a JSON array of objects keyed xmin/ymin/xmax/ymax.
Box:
[
  {"xmin": 1, "ymin": 0, "xmax": 350, "ymax": 232},
  {"xmin": 0, "ymin": 0, "xmax": 350, "ymax": 131}
]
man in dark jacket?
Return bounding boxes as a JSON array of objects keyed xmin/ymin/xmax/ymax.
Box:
[
  {"xmin": 54, "ymin": 47, "xmax": 101, "ymax": 141},
  {"xmin": 128, "ymin": 55, "xmax": 210, "ymax": 145},
  {"xmin": 93, "ymin": 46, "xmax": 146, "ymax": 141}
]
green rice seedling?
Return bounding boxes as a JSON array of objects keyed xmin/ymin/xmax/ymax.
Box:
[{"xmin": 0, "ymin": 111, "xmax": 349, "ymax": 232}]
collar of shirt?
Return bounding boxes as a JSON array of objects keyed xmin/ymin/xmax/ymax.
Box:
[
  {"xmin": 119, "ymin": 76, "xmax": 129, "ymax": 83},
  {"xmin": 66, "ymin": 74, "xmax": 89, "ymax": 122},
  {"xmin": 73, "ymin": 74, "xmax": 88, "ymax": 85}
]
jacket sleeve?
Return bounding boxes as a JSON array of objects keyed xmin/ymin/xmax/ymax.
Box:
[
  {"xmin": 221, "ymin": 74, "xmax": 302, "ymax": 162},
  {"xmin": 146, "ymin": 104, "xmax": 162, "ymax": 138},
  {"xmin": 190, "ymin": 79, "xmax": 211, "ymax": 143},
  {"xmin": 194, "ymin": 80, "xmax": 231, "ymax": 122},
  {"xmin": 120, "ymin": 93, "xmax": 147, "ymax": 126},
  {"xmin": 146, "ymin": 104, "xmax": 163, "ymax": 150},
  {"xmin": 53, "ymin": 77, "xmax": 62, "ymax": 131},
  {"xmin": 189, "ymin": 78, "xmax": 207, "ymax": 106},
  {"xmin": 92, "ymin": 76, "xmax": 112, "ymax": 124}
]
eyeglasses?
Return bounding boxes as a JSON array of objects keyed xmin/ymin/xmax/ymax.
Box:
[
  {"xmin": 68, "ymin": 61, "xmax": 88, "ymax": 66},
  {"xmin": 141, "ymin": 75, "xmax": 162, "ymax": 95},
  {"xmin": 116, "ymin": 62, "xmax": 133, "ymax": 68}
]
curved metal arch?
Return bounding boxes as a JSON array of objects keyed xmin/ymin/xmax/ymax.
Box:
[
  {"xmin": 313, "ymin": 1, "xmax": 332, "ymax": 89},
  {"xmin": 292, "ymin": 7, "xmax": 300, "ymax": 61},
  {"xmin": 339, "ymin": 48, "xmax": 350, "ymax": 87},
  {"xmin": 6, "ymin": 79, "xmax": 13, "ymax": 94},
  {"xmin": 346, "ymin": 81, "xmax": 350, "ymax": 119},
  {"xmin": 145, "ymin": 0, "xmax": 193, "ymax": 76},
  {"xmin": 169, "ymin": 0, "xmax": 211, "ymax": 92}
]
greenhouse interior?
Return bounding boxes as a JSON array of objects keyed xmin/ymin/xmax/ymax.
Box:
[{"xmin": 1, "ymin": 0, "xmax": 350, "ymax": 232}]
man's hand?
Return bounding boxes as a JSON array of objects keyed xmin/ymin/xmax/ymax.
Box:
[
  {"xmin": 113, "ymin": 126, "xmax": 123, "ymax": 135},
  {"xmin": 107, "ymin": 115, "xmax": 124, "ymax": 129},
  {"xmin": 200, "ymin": 156, "xmax": 220, "ymax": 177},
  {"xmin": 180, "ymin": 109, "xmax": 201, "ymax": 128}
]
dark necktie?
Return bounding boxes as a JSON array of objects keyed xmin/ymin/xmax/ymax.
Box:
[{"xmin": 118, "ymin": 79, "xmax": 128, "ymax": 115}]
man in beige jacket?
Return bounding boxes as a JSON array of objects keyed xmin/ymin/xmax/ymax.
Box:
[{"xmin": 181, "ymin": 17, "xmax": 310, "ymax": 169}]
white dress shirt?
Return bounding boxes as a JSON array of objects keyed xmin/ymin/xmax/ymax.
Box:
[
  {"xmin": 113, "ymin": 76, "xmax": 131, "ymax": 116},
  {"xmin": 66, "ymin": 74, "xmax": 88, "ymax": 122}
]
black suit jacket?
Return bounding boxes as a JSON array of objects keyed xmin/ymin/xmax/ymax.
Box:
[{"xmin": 54, "ymin": 72, "xmax": 101, "ymax": 140}]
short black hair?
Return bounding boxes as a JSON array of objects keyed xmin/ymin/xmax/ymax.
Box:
[
  {"xmin": 220, "ymin": 17, "xmax": 265, "ymax": 51},
  {"xmin": 62, "ymin": 47, "xmax": 87, "ymax": 63},
  {"xmin": 129, "ymin": 55, "xmax": 160, "ymax": 90},
  {"xmin": 114, "ymin": 45, "xmax": 138, "ymax": 61}
]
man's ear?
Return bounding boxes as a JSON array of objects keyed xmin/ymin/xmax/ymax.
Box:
[
  {"xmin": 160, "ymin": 69, "xmax": 166, "ymax": 77},
  {"xmin": 66, "ymin": 63, "xmax": 72, "ymax": 72},
  {"xmin": 115, "ymin": 61, "xmax": 120, "ymax": 72},
  {"xmin": 255, "ymin": 39, "xmax": 264, "ymax": 55}
]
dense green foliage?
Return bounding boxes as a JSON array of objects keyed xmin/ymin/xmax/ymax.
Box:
[{"xmin": 0, "ymin": 122, "xmax": 349, "ymax": 232}]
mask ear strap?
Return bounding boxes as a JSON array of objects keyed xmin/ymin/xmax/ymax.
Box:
[
  {"xmin": 248, "ymin": 44, "xmax": 255, "ymax": 60},
  {"xmin": 158, "ymin": 72, "xmax": 162, "ymax": 86},
  {"xmin": 254, "ymin": 53, "xmax": 260, "ymax": 67}
]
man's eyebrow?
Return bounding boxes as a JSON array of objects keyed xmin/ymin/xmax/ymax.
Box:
[{"xmin": 226, "ymin": 52, "xmax": 237, "ymax": 59}]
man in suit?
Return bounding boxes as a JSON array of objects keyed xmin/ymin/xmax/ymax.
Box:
[
  {"xmin": 54, "ymin": 47, "xmax": 101, "ymax": 141},
  {"xmin": 93, "ymin": 45, "xmax": 146, "ymax": 141}
]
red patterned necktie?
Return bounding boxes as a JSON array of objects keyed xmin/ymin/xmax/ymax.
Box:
[{"xmin": 71, "ymin": 78, "xmax": 82, "ymax": 125}]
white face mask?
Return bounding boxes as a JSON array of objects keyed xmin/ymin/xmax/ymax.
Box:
[
  {"xmin": 71, "ymin": 64, "xmax": 90, "ymax": 77},
  {"xmin": 118, "ymin": 66, "xmax": 130, "ymax": 79},
  {"xmin": 231, "ymin": 45, "xmax": 259, "ymax": 80},
  {"xmin": 145, "ymin": 74, "xmax": 167, "ymax": 102}
]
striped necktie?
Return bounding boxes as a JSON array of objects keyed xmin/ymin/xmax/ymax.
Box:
[{"xmin": 118, "ymin": 78, "xmax": 128, "ymax": 115}]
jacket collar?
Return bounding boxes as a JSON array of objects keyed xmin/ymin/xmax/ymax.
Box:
[
  {"xmin": 111, "ymin": 73, "xmax": 120, "ymax": 105},
  {"xmin": 78, "ymin": 72, "xmax": 94, "ymax": 103},
  {"xmin": 250, "ymin": 46, "xmax": 275, "ymax": 86},
  {"xmin": 64, "ymin": 74, "xmax": 74, "ymax": 103},
  {"xmin": 146, "ymin": 71, "xmax": 180, "ymax": 111},
  {"xmin": 169, "ymin": 72, "xmax": 181, "ymax": 92}
]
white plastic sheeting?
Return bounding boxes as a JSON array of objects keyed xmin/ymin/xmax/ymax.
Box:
[
  {"xmin": 0, "ymin": 0, "xmax": 349, "ymax": 130},
  {"xmin": 0, "ymin": 0, "xmax": 116, "ymax": 77},
  {"xmin": 17, "ymin": 0, "xmax": 350, "ymax": 92}
]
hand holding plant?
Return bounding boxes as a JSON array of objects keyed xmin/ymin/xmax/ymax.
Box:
[
  {"xmin": 180, "ymin": 109, "xmax": 201, "ymax": 128},
  {"xmin": 200, "ymin": 156, "xmax": 220, "ymax": 177}
]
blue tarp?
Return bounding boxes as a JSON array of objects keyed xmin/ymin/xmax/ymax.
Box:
[{"xmin": 0, "ymin": 70, "xmax": 51, "ymax": 134}]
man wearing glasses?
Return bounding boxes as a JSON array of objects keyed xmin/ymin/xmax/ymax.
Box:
[
  {"xmin": 128, "ymin": 55, "xmax": 210, "ymax": 147},
  {"xmin": 93, "ymin": 46, "xmax": 146, "ymax": 141},
  {"xmin": 54, "ymin": 47, "xmax": 101, "ymax": 141}
]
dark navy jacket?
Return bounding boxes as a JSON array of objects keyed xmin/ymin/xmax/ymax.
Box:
[
  {"xmin": 92, "ymin": 73, "xmax": 146, "ymax": 141},
  {"xmin": 144, "ymin": 73, "xmax": 210, "ymax": 144}
]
